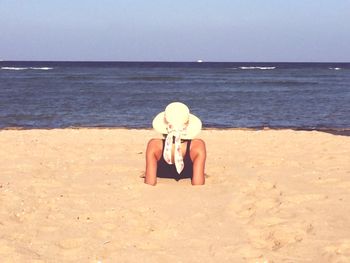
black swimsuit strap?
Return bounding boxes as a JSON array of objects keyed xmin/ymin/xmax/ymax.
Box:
[{"xmin": 185, "ymin": 140, "xmax": 192, "ymax": 157}]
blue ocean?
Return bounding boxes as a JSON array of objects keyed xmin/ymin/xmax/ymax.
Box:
[{"xmin": 0, "ymin": 61, "xmax": 349, "ymax": 130}]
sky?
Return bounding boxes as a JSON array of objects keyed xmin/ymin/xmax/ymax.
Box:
[{"xmin": 0, "ymin": 0, "xmax": 349, "ymax": 62}]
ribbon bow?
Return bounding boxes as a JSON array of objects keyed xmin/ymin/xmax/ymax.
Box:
[{"xmin": 163, "ymin": 124, "xmax": 187, "ymax": 174}]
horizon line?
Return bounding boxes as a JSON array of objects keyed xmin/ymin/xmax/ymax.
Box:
[{"xmin": 1, "ymin": 60, "xmax": 349, "ymax": 63}]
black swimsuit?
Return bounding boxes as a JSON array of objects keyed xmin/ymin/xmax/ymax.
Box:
[{"xmin": 156, "ymin": 139, "xmax": 193, "ymax": 181}]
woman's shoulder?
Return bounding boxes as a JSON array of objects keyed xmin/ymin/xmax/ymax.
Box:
[
  {"xmin": 189, "ymin": 139, "xmax": 206, "ymax": 161},
  {"xmin": 190, "ymin": 139, "xmax": 206, "ymax": 153},
  {"xmin": 147, "ymin": 138, "xmax": 163, "ymax": 150},
  {"xmin": 146, "ymin": 138, "xmax": 163, "ymax": 160},
  {"xmin": 191, "ymin": 138, "xmax": 205, "ymax": 147}
]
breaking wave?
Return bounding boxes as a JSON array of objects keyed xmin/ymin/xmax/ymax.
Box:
[
  {"xmin": 29, "ymin": 67, "xmax": 53, "ymax": 70},
  {"xmin": 1, "ymin": 67, "xmax": 28, "ymax": 70},
  {"xmin": 1, "ymin": 67, "xmax": 53, "ymax": 71},
  {"xmin": 127, "ymin": 76, "xmax": 183, "ymax": 81},
  {"xmin": 239, "ymin": 66, "xmax": 276, "ymax": 70}
]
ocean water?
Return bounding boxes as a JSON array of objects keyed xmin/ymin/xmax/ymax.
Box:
[{"xmin": 0, "ymin": 61, "xmax": 349, "ymax": 129}]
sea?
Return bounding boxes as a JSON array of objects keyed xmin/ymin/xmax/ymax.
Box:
[{"xmin": 0, "ymin": 61, "xmax": 349, "ymax": 131}]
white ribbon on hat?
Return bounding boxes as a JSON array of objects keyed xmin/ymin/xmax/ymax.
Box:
[{"xmin": 163, "ymin": 124, "xmax": 187, "ymax": 174}]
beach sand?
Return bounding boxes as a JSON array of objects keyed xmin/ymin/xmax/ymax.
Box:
[{"xmin": 1, "ymin": 129, "xmax": 350, "ymax": 263}]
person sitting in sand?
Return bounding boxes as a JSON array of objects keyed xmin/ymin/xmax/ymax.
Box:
[{"xmin": 144, "ymin": 102, "xmax": 206, "ymax": 186}]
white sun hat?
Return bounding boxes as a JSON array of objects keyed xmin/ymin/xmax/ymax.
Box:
[{"xmin": 152, "ymin": 102, "xmax": 202, "ymax": 140}]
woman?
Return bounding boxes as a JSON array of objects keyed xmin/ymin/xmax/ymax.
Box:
[{"xmin": 144, "ymin": 102, "xmax": 206, "ymax": 186}]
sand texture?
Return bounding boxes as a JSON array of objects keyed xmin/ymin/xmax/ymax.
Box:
[{"xmin": 1, "ymin": 129, "xmax": 350, "ymax": 263}]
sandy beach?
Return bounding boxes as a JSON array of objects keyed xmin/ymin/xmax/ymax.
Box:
[{"xmin": 0, "ymin": 128, "xmax": 350, "ymax": 262}]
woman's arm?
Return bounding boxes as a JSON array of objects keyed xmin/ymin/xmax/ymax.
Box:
[
  {"xmin": 144, "ymin": 139, "xmax": 159, "ymax": 186},
  {"xmin": 191, "ymin": 139, "xmax": 206, "ymax": 185}
]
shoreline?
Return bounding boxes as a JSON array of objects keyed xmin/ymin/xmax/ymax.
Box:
[{"xmin": 2, "ymin": 126, "xmax": 350, "ymax": 136}]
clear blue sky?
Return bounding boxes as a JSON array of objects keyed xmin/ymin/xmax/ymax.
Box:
[{"xmin": 0, "ymin": 0, "xmax": 349, "ymax": 62}]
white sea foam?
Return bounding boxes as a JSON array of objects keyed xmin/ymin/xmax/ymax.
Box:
[
  {"xmin": 239, "ymin": 66, "xmax": 276, "ymax": 70},
  {"xmin": 1, "ymin": 67, "xmax": 28, "ymax": 70},
  {"xmin": 1, "ymin": 66, "xmax": 53, "ymax": 71},
  {"xmin": 329, "ymin": 67, "xmax": 341, "ymax": 70},
  {"xmin": 30, "ymin": 67, "xmax": 53, "ymax": 70}
]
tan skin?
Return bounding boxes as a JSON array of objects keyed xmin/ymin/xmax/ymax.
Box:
[{"xmin": 144, "ymin": 138, "xmax": 206, "ymax": 186}]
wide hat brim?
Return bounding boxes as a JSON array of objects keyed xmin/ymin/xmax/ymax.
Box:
[{"xmin": 152, "ymin": 112, "xmax": 202, "ymax": 140}]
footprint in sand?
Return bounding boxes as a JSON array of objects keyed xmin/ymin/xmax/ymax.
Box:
[
  {"xmin": 101, "ymin": 222, "xmax": 116, "ymax": 231},
  {"xmin": 234, "ymin": 180, "xmax": 282, "ymax": 219},
  {"xmin": 55, "ymin": 238, "xmax": 87, "ymax": 261},
  {"xmin": 336, "ymin": 181, "xmax": 350, "ymax": 189},
  {"xmin": 235, "ymin": 200, "xmax": 257, "ymax": 219},
  {"xmin": 252, "ymin": 219, "xmax": 313, "ymax": 251},
  {"xmin": 315, "ymin": 178, "xmax": 340, "ymax": 184},
  {"xmin": 39, "ymin": 225, "xmax": 58, "ymax": 233},
  {"xmin": 285, "ymin": 194, "xmax": 327, "ymax": 204},
  {"xmin": 323, "ymin": 239, "xmax": 350, "ymax": 262},
  {"xmin": 95, "ymin": 229, "xmax": 112, "ymax": 240},
  {"xmin": 255, "ymin": 197, "xmax": 282, "ymax": 213},
  {"xmin": 248, "ymin": 226, "xmax": 305, "ymax": 252},
  {"xmin": 56, "ymin": 238, "xmax": 85, "ymax": 249},
  {"xmin": 233, "ymin": 180, "xmax": 316, "ymax": 253},
  {"xmin": 0, "ymin": 239, "xmax": 15, "ymax": 256}
]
